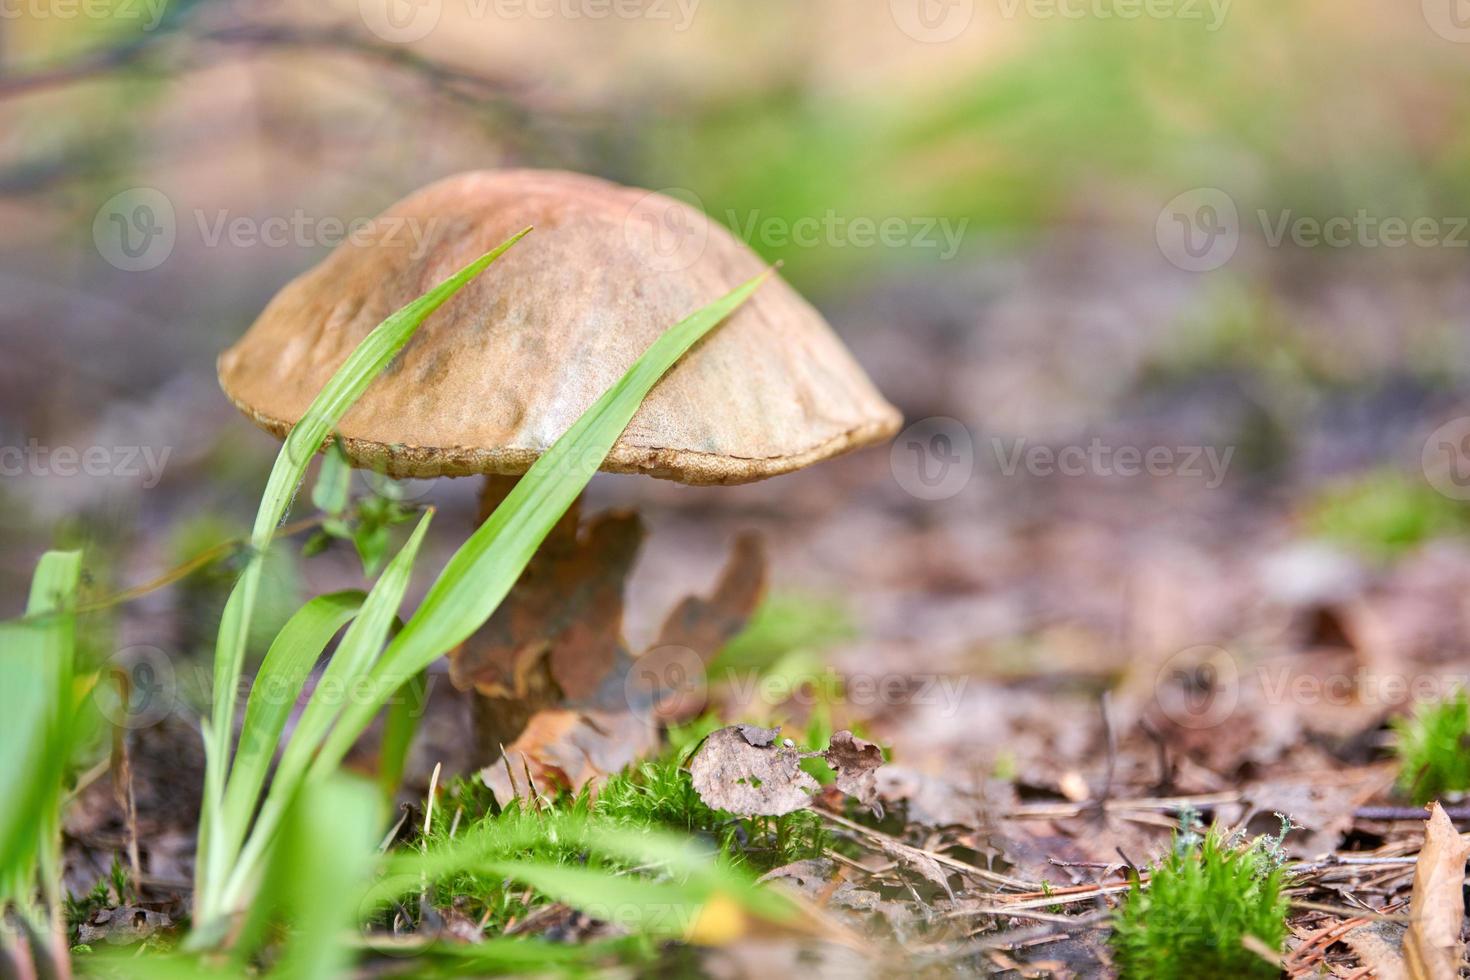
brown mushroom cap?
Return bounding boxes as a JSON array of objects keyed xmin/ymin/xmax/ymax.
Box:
[{"xmin": 217, "ymin": 170, "xmax": 901, "ymax": 485}]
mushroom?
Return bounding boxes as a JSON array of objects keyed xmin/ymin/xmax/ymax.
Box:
[{"xmin": 218, "ymin": 169, "xmax": 900, "ymax": 762}]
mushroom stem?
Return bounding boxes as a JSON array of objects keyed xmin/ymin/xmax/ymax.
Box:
[
  {"xmin": 467, "ymin": 473, "xmax": 586, "ymax": 764},
  {"xmin": 476, "ymin": 473, "xmax": 521, "ymax": 523},
  {"xmin": 478, "ymin": 472, "xmax": 584, "ymax": 539}
]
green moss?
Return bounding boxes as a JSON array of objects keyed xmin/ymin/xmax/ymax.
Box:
[
  {"xmin": 1394, "ymin": 691, "xmax": 1470, "ymax": 804},
  {"xmin": 1304, "ymin": 468, "xmax": 1470, "ymax": 559},
  {"xmin": 1110, "ymin": 824, "xmax": 1289, "ymax": 980},
  {"xmin": 597, "ymin": 757, "xmax": 828, "ymax": 871},
  {"xmin": 414, "ymin": 739, "xmax": 830, "ymax": 937},
  {"xmin": 64, "ymin": 878, "xmax": 114, "ymax": 935}
]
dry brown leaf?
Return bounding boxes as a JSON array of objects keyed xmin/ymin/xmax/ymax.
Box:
[
  {"xmin": 823, "ymin": 730, "xmax": 884, "ymax": 817},
  {"xmin": 1353, "ymin": 803, "xmax": 1470, "ymax": 979},
  {"xmin": 689, "ymin": 725, "xmax": 819, "ymax": 816},
  {"xmin": 755, "ymin": 858, "xmax": 837, "ymax": 898},
  {"xmin": 1343, "ymin": 921, "xmax": 1409, "ymax": 980},
  {"xmin": 731, "ymin": 723, "xmax": 781, "ymax": 747},
  {"xmin": 690, "ymin": 726, "xmax": 888, "ymax": 819},
  {"xmin": 450, "ymin": 507, "xmax": 644, "ymax": 705},
  {"xmin": 482, "ymin": 708, "xmax": 659, "ymax": 802},
  {"xmin": 454, "ymin": 504, "xmax": 766, "ymax": 796},
  {"xmin": 649, "ymin": 532, "xmax": 766, "ymax": 668},
  {"xmin": 625, "ymin": 536, "xmax": 765, "ymax": 726},
  {"xmin": 1404, "ymin": 802, "xmax": 1470, "ymax": 980},
  {"xmin": 1230, "ymin": 768, "xmax": 1393, "ymax": 859},
  {"xmin": 875, "ymin": 838, "xmax": 955, "ymax": 900},
  {"xmin": 875, "ymin": 767, "xmax": 990, "ymax": 828}
]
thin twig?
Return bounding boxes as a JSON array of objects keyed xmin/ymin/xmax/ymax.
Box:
[
  {"xmin": 1004, "ymin": 791, "xmax": 1241, "ymax": 821},
  {"xmin": 1355, "ymin": 804, "xmax": 1470, "ymax": 821},
  {"xmin": 1289, "ymin": 856, "xmax": 1420, "ymax": 873},
  {"xmin": 817, "ymin": 809, "xmax": 1036, "ymax": 891},
  {"xmin": 109, "ymin": 692, "xmax": 142, "ymax": 894},
  {"xmin": 1097, "ymin": 691, "xmax": 1117, "ymax": 805},
  {"xmin": 18, "ymin": 514, "xmax": 326, "ymax": 624},
  {"xmin": 1287, "ymin": 899, "xmax": 1409, "ymax": 921},
  {"xmin": 948, "ymin": 881, "xmax": 1138, "ymax": 915},
  {"xmin": 0, "ymin": 19, "xmax": 525, "ymax": 105}
]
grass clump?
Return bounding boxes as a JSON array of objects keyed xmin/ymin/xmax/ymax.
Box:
[
  {"xmin": 1393, "ymin": 691, "xmax": 1470, "ymax": 804},
  {"xmin": 597, "ymin": 756, "xmax": 829, "ymax": 871},
  {"xmin": 62, "ymin": 857, "xmax": 132, "ymax": 937},
  {"xmin": 377, "ymin": 782, "xmax": 798, "ymax": 959},
  {"xmin": 407, "ymin": 734, "xmax": 829, "ymax": 942},
  {"xmin": 1110, "ymin": 819, "xmax": 1289, "ymax": 980},
  {"xmin": 409, "ymin": 799, "xmax": 603, "ymax": 936}
]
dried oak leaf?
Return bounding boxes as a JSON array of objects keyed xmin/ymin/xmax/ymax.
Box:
[
  {"xmin": 650, "ymin": 533, "xmax": 766, "ymax": 664},
  {"xmin": 755, "ymin": 858, "xmax": 837, "ymax": 899},
  {"xmin": 875, "ymin": 837, "xmax": 955, "ymax": 900},
  {"xmin": 823, "ymin": 731, "xmax": 884, "ymax": 817},
  {"xmin": 689, "ymin": 725, "xmax": 819, "ymax": 816},
  {"xmin": 455, "ymin": 506, "xmax": 765, "ymax": 802},
  {"xmin": 691, "ymin": 727, "xmax": 888, "ymax": 819},
  {"xmin": 1344, "ymin": 803, "xmax": 1470, "ymax": 980},
  {"xmin": 733, "ymin": 723, "xmax": 781, "ymax": 747},
  {"xmin": 1343, "ymin": 921, "xmax": 1408, "ymax": 980},
  {"xmin": 876, "ymin": 766, "xmax": 991, "ymax": 828},
  {"xmin": 1229, "ymin": 769, "xmax": 1391, "ymax": 859},
  {"xmin": 450, "ymin": 507, "xmax": 644, "ymax": 705},
  {"xmin": 1404, "ymin": 802, "xmax": 1470, "ymax": 980},
  {"xmin": 482, "ymin": 707, "xmax": 659, "ymax": 802}
]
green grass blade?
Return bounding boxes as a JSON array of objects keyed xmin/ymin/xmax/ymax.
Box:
[
  {"xmin": 216, "ymin": 512, "xmax": 432, "ymax": 913},
  {"xmin": 481, "ymin": 862, "xmax": 711, "ymax": 938},
  {"xmin": 0, "ymin": 551, "xmax": 82, "ymax": 898},
  {"xmin": 196, "ymin": 229, "xmax": 529, "ymax": 912},
  {"xmin": 411, "ymin": 937, "xmax": 631, "ymax": 971},
  {"xmin": 216, "ymin": 591, "xmax": 364, "ymax": 871},
  {"xmin": 376, "ymin": 668, "xmax": 428, "ymax": 804},
  {"xmin": 311, "ymin": 270, "xmax": 772, "ymax": 783},
  {"xmin": 237, "ymin": 776, "xmax": 381, "ymax": 980},
  {"xmin": 70, "ymin": 951, "xmax": 245, "ymax": 980},
  {"xmin": 372, "ymin": 813, "xmax": 793, "ymax": 938},
  {"xmin": 311, "ymin": 440, "xmax": 352, "ymax": 516}
]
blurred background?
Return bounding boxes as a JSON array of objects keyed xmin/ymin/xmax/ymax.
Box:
[{"xmin": 6, "ymin": 0, "xmax": 1470, "ymax": 796}]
